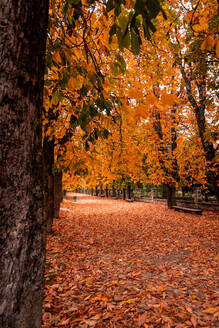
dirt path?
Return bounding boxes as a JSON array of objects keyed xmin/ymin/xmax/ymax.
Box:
[{"xmin": 42, "ymin": 194, "xmax": 219, "ymax": 328}]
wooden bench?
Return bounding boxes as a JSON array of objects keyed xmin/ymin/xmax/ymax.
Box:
[
  {"xmin": 172, "ymin": 206, "xmax": 202, "ymax": 215},
  {"xmin": 126, "ymin": 199, "xmax": 134, "ymax": 202}
]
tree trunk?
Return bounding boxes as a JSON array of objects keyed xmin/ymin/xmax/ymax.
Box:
[
  {"xmin": 167, "ymin": 185, "xmax": 176, "ymax": 209},
  {"xmin": 105, "ymin": 185, "xmax": 109, "ymax": 197},
  {"xmin": 162, "ymin": 184, "xmax": 168, "ymax": 199},
  {"xmin": 43, "ymin": 137, "xmax": 55, "ymax": 233},
  {"xmin": 122, "ymin": 188, "xmax": 126, "ymax": 200},
  {"xmin": 54, "ymin": 172, "xmax": 62, "ymax": 218},
  {"xmin": 0, "ymin": 1, "xmax": 48, "ymax": 327},
  {"xmin": 211, "ymin": 175, "xmax": 219, "ymax": 203},
  {"xmin": 127, "ymin": 184, "xmax": 131, "ymax": 199}
]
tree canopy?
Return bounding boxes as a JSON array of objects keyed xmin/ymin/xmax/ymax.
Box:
[{"xmin": 44, "ymin": 0, "xmax": 219, "ymax": 199}]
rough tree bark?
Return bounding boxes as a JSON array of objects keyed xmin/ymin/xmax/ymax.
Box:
[
  {"xmin": 0, "ymin": 1, "xmax": 49, "ymax": 327},
  {"xmin": 43, "ymin": 137, "xmax": 55, "ymax": 232}
]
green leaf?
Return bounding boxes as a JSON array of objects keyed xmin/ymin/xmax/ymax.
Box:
[
  {"xmin": 111, "ymin": 62, "xmax": 120, "ymax": 76},
  {"xmin": 115, "ymin": 54, "xmax": 126, "ymax": 73},
  {"xmin": 51, "ymin": 92, "xmax": 63, "ymax": 105},
  {"xmin": 118, "ymin": 15, "xmax": 128, "ymax": 36},
  {"xmin": 53, "ymin": 39, "xmax": 61, "ymax": 49},
  {"xmin": 62, "ymin": 3, "xmax": 69, "ymax": 15},
  {"xmin": 67, "ymin": 0, "xmax": 81, "ymax": 4},
  {"xmin": 131, "ymin": 29, "xmax": 141, "ymax": 55}
]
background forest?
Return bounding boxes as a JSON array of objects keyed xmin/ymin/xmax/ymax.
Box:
[{"xmin": 43, "ymin": 0, "xmax": 218, "ymax": 219}]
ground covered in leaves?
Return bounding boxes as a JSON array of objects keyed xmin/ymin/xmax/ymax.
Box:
[{"xmin": 42, "ymin": 194, "xmax": 219, "ymax": 328}]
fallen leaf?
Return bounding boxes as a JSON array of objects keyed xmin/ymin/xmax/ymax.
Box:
[
  {"xmin": 202, "ymin": 307, "xmax": 217, "ymax": 314},
  {"xmin": 138, "ymin": 313, "xmax": 148, "ymax": 326}
]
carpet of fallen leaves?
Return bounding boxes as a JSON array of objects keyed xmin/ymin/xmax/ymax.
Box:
[{"xmin": 42, "ymin": 193, "xmax": 219, "ymax": 328}]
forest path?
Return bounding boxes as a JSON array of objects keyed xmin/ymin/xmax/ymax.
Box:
[{"xmin": 42, "ymin": 193, "xmax": 219, "ymax": 328}]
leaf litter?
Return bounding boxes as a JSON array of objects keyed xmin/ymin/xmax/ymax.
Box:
[{"xmin": 42, "ymin": 194, "xmax": 219, "ymax": 327}]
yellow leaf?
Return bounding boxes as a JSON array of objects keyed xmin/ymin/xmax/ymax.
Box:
[
  {"xmin": 191, "ymin": 294, "xmax": 200, "ymax": 300},
  {"xmin": 202, "ymin": 307, "xmax": 217, "ymax": 314},
  {"xmin": 193, "ymin": 23, "xmax": 208, "ymax": 32},
  {"xmin": 121, "ymin": 299, "xmax": 133, "ymax": 304}
]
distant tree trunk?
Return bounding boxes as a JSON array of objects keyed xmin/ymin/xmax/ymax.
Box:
[
  {"xmin": 127, "ymin": 184, "xmax": 131, "ymax": 199},
  {"xmin": 167, "ymin": 185, "xmax": 176, "ymax": 209},
  {"xmin": 182, "ymin": 187, "xmax": 185, "ymax": 199},
  {"xmin": 105, "ymin": 185, "xmax": 109, "ymax": 197},
  {"xmin": 162, "ymin": 184, "xmax": 168, "ymax": 199},
  {"xmin": 122, "ymin": 188, "xmax": 126, "ymax": 200},
  {"xmin": 0, "ymin": 1, "xmax": 48, "ymax": 327},
  {"xmin": 95, "ymin": 186, "xmax": 98, "ymax": 196},
  {"xmin": 43, "ymin": 137, "xmax": 55, "ymax": 233},
  {"xmin": 112, "ymin": 186, "xmax": 116, "ymax": 197},
  {"xmin": 54, "ymin": 172, "xmax": 62, "ymax": 218}
]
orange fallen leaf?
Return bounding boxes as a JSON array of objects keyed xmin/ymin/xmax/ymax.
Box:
[
  {"xmin": 202, "ymin": 307, "xmax": 217, "ymax": 314},
  {"xmin": 138, "ymin": 313, "xmax": 148, "ymax": 326}
]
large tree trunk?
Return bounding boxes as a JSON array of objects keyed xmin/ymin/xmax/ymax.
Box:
[
  {"xmin": 0, "ymin": 1, "xmax": 48, "ymax": 327},
  {"xmin": 43, "ymin": 137, "xmax": 55, "ymax": 233},
  {"xmin": 54, "ymin": 171, "xmax": 63, "ymax": 218}
]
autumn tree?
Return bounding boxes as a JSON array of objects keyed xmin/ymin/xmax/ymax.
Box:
[{"xmin": 174, "ymin": 0, "xmax": 219, "ymax": 200}]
